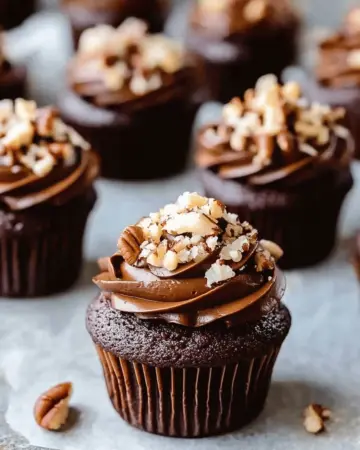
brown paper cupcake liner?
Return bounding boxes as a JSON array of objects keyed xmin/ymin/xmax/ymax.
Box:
[
  {"xmin": 96, "ymin": 345, "xmax": 281, "ymax": 437},
  {"xmin": 0, "ymin": 192, "xmax": 95, "ymax": 297}
]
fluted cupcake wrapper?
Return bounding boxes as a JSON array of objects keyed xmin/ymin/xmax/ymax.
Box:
[
  {"xmin": 96, "ymin": 345, "xmax": 281, "ymax": 438},
  {"xmin": 0, "ymin": 193, "xmax": 95, "ymax": 297}
]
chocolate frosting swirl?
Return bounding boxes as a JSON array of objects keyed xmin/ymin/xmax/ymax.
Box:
[
  {"xmin": 93, "ymin": 192, "xmax": 285, "ymax": 328},
  {"xmin": 190, "ymin": 0, "xmax": 298, "ymax": 38},
  {"xmin": 195, "ymin": 75, "xmax": 353, "ymax": 188},
  {"xmin": 317, "ymin": 8, "xmax": 360, "ymax": 88},
  {"xmin": 0, "ymin": 100, "xmax": 99, "ymax": 211},
  {"xmin": 69, "ymin": 18, "xmax": 198, "ymax": 110}
]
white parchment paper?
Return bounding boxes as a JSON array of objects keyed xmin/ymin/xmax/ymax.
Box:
[{"xmin": 1, "ymin": 1, "xmax": 360, "ymax": 449}]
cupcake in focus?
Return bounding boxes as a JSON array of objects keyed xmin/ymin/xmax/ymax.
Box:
[
  {"xmin": 59, "ymin": 18, "xmax": 202, "ymax": 180},
  {"xmin": 87, "ymin": 192, "xmax": 291, "ymax": 437},
  {"xmin": 0, "ymin": 33, "xmax": 26, "ymax": 100},
  {"xmin": 0, "ymin": 0, "xmax": 35, "ymax": 30},
  {"xmin": 195, "ymin": 75, "xmax": 353, "ymax": 269},
  {"xmin": 62, "ymin": 0, "xmax": 169, "ymax": 47},
  {"xmin": 0, "ymin": 99, "xmax": 99, "ymax": 297},
  {"xmin": 186, "ymin": 0, "xmax": 299, "ymax": 103},
  {"xmin": 301, "ymin": 7, "xmax": 360, "ymax": 160}
]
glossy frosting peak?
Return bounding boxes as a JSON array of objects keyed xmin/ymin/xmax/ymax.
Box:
[
  {"xmin": 195, "ymin": 75, "xmax": 352, "ymax": 187},
  {"xmin": 94, "ymin": 192, "xmax": 285, "ymax": 327},
  {"xmin": 0, "ymin": 99, "xmax": 99, "ymax": 210}
]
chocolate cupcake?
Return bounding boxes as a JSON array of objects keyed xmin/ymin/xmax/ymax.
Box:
[
  {"xmin": 195, "ymin": 75, "xmax": 354, "ymax": 269},
  {"xmin": 62, "ymin": 0, "xmax": 168, "ymax": 47},
  {"xmin": 0, "ymin": 0, "xmax": 35, "ymax": 30},
  {"xmin": 0, "ymin": 35, "xmax": 26, "ymax": 100},
  {"xmin": 301, "ymin": 7, "xmax": 360, "ymax": 160},
  {"xmin": 59, "ymin": 19, "xmax": 201, "ymax": 180},
  {"xmin": 87, "ymin": 192, "xmax": 291, "ymax": 437},
  {"xmin": 0, "ymin": 99, "xmax": 99, "ymax": 297},
  {"xmin": 186, "ymin": 0, "xmax": 299, "ymax": 103}
]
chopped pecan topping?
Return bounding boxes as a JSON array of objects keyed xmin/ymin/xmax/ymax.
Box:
[
  {"xmin": 0, "ymin": 99, "xmax": 90, "ymax": 176},
  {"xmin": 200, "ymin": 75, "xmax": 347, "ymax": 167},
  {"xmin": 75, "ymin": 18, "xmax": 186, "ymax": 97},
  {"xmin": 114, "ymin": 192, "xmax": 281, "ymax": 288}
]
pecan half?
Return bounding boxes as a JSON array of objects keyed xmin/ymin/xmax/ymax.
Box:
[
  {"xmin": 117, "ymin": 225, "xmax": 145, "ymax": 265},
  {"xmin": 34, "ymin": 382, "xmax": 73, "ymax": 431}
]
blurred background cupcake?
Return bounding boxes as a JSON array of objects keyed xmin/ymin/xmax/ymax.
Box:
[
  {"xmin": 300, "ymin": 7, "xmax": 360, "ymax": 160},
  {"xmin": 62, "ymin": 0, "xmax": 169, "ymax": 47},
  {"xmin": 186, "ymin": 0, "xmax": 300, "ymax": 103},
  {"xmin": 0, "ymin": 99, "xmax": 99, "ymax": 297},
  {"xmin": 0, "ymin": 33, "xmax": 27, "ymax": 100},
  {"xmin": 195, "ymin": 75, "xmax": 354, "ymax": 269},
  {"xmin": 59, "ymin": 18, "xmax": 203, "ymax": 180},
  {"xmin": 88, "ymin": 192, "xmax": 290, "ymax": 437},
  {"xmin": 0, "ymin": 0, "xmax": 36, "ymax": 30}
]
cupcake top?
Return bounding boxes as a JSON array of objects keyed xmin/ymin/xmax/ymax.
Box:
[
  {"xmin": 317, "ymin": 8, "xmax": 360, "ymax": 88},
  {"xmin": 195, "ymin": 75, "xmax": 352, "ymax": 187},
  {"xmin": 69, "ymin": 18, "xmax": 195, "ymax": 108},
  {"xmin": 94, "ymin": 192, "xmax": 285, "ymax": 328},
  {"xmin": 0, "ymin": 98, "xmax": 98, "ymax": 211},
  {"xmin": 190, "ymin": 0, "xmax": 298, "ymax": 37}
]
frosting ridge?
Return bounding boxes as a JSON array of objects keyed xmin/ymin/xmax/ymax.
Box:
[
  {"xmin": 195, "ymin": 75, "xmax": 352, "ymax": 187},
  {"xmin": 0, "ymin": 99, "xmax": 99, "ymax": 211},
  {"xmin": 69, "ymin": 18, "xmax": 196, "ymax": 109},
  {"xmin": 94, "ymin": 192, "xmax": 285, "ymax": 327}
]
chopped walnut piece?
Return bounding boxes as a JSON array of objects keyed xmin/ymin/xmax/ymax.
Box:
[
  {"xmin": 178, "ymin": 192, "xmax": 208, "ymax": 209},
  {"xmin": 255, "ymin": 247, "xmax": 275, "ymax": 272},
  {"xmin": 0, "ymin": 99, "xmax": 13, "ymax": 121},
  {"xmin": 3, "ymin": 121, "xmax": 34, "ymax": 149},
  {"xmin": 260, "ymin": 239, "xmax": 283, "ymax": 261},
  {"xmin": 205, "ymin": 261, "xmax": 236, "ymax": 288},
  {"xmin": 220, "ymin": 236, "xmax": 250, "ymax": 262},
  {"xmin": 163, "ymin": 250, "xmax": 178, "ymax": 271},
  {"xmin": 164, "ymin": 212, "xmax": 220, "ymax": 237},
  {"xmin": 15, "ymin": 99, "xmax": 36, "ymax": 121}
]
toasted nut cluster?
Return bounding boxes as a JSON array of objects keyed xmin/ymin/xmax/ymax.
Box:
[
  {"xmin": 116, "ymin": 192, "xmax": 280, "ymax": 287},
  {"xmin": 0, "ymin": 99, "xmax": 89, "ymax": 176},
  {"xmin": 201, "ymin": 75, "xmax": 347, "ymax": 166},
  {"xmin": 34, "ymin": 382, "xmax": 73, "ymax": 431},
  {"xmin": 303, "ymin": 404, "xmax": 332, "ymax": 434},
  {"xmin": 76, "ymin": 18, "xmax": 185, "ymax": 96}
]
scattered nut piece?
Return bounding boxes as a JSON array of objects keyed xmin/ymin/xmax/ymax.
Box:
[
  {"xmin": 34, "ymin": 382, "xmax": 73, "ymax": 431},
  {"xmin": 303, "ymin": 404, "xmax": 331, "ymax": 435},
  {"xmin": 243, "ymin": 0, "xmax": 267, "ymax": 23},
  {"xmin": 118, "ymin": 226, "xmax": 145, "ymax": 265},
  {"xmin": 205, "ymin": 261, "xmax": 235, "ymax": 287},
  {"xmin": 260, "ymin": 239, "xmax": 284, "ymax": 261}
]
